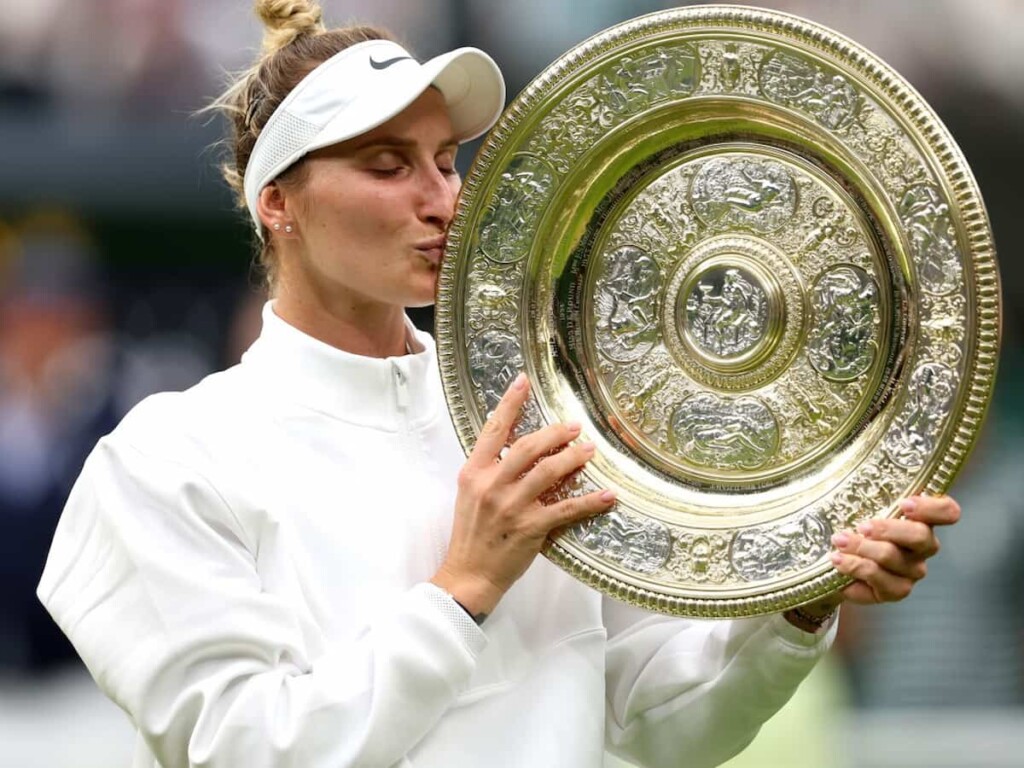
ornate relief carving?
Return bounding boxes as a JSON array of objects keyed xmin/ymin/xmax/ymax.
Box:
[
  {"xmin": 884, "ymin": 362, "xmax": 958, "ymax": 469},
  {"xmin": 669, "ymin": 393, "xmax": 780, "ymax": 470},
  {"xmin": 807, "ymin": 265, "xmax": 880, "ymax": 381},
  {"xmin": 899, "ymin": 183, "xmax": 963, "ymax": 296},
  {"xmin": 685, "ymin": 266, "xmax": 769, "ymax": 358},
  {"xmin": 731, "ymin": 513, "xmax": 831, "ymax": 582},
  {"xmin": 467, "ymin": 330, "xmax": 523, "ymax": 411},
  {"xmin": 594, "ymin": 245, "xmax": 663, "ymax": 362},
  {"xmin": 573, "ymin": 510, "xmax": 673, "ymax": 574},
  {"xmin": 478, "ymin": 153, "xmax": 558, "ymax": 264},
  {"xmin": 759, "ymin": 51, "xmax": 860, "ymax": 130},
  {"xmin": 690, "ymin": 157, "xmax": 798, "ymax": 233},
  {"xmin": 665, "ymin": 531, "xmax": 732, "ymax": 584}
]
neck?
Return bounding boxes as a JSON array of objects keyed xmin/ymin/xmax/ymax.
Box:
[{"xmin": 272, "ymin": 286, "xmax": 410, "ymax": 359}]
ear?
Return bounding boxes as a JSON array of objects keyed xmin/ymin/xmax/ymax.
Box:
[{"xmin": 256, "ymin": 182, "xmax": 295, "ymax": 236}]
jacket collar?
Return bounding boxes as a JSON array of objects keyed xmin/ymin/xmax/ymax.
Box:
[{"xmin": 241, "ymin": 302, "xmax": 441, "ymax": 430}]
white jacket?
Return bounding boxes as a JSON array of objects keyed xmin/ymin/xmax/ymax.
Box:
[{"xmin": 39, "ymin": 304, "xmax": 834, "ymax": 768}]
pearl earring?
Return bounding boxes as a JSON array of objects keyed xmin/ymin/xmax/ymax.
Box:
[
  {"xmin": 273, "ymin": 223, "xmax": 281, "ymax": 231},
  {"xmin": 285, "ymin": 225, "xmax": 293, "ymax": 234}
]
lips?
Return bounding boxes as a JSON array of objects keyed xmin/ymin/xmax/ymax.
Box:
[{"xmin": 415, "ymin": 235, "xmax": 447, "ymax": 265}]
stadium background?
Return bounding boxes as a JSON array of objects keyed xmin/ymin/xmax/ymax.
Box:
[{"xmin": 0, "ymin": 1, "xmax": 1021, "ymax": 766}]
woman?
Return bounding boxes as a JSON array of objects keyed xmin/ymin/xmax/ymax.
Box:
[{"xmin": 38, "ymin": 2, "xmax": 959, "ymax": 767}]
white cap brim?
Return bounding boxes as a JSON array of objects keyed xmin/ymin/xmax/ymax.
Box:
[{"xmin": 243, "ymin": 39, "xmax": 505, "ymax": 235}]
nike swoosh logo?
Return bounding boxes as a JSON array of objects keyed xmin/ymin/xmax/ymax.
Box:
[{"xmin": 369, "ymin": 55, "xmax": 414, "ymax": 70}]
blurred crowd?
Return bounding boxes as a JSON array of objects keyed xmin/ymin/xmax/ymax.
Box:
[{"xmin": 0, "ymin": 1, "xmax": 1021, "ymax": 767}]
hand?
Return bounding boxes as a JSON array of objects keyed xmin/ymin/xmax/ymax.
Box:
[
  {"xmin": 432, "ymin": 373, "xmax": 616, "ymax": 617},
  {"xmin": 830, "ymin": 494, "xmax": 960, "ymax": 605},
  {"xmin": 788, "ymin": 495, "xmax": 962, "ymax": 630}
]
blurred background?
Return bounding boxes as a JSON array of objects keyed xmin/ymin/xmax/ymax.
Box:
[{"xmin": 0, "ymin": 1, "xmax": 1020, "ymax": 766}]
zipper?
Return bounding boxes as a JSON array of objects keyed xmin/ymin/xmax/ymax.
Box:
[
  {"xmin": 392, "ymin": 362, "xmax": 409, "ymax": 411},
  {"xmin": 390, "ymin": 359, "xmax": 445, "ymax": 566}
]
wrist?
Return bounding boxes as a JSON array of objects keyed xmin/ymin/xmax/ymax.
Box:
[
  {"xmin": 783, "ymin": 598, "xmax": 841, "ymax": 634},
  {"xmin": 449, "ymin": 594, "xmax": 488, "ymax": 625},
  {"xmin": 430, "ymin": 567, "xmax": 502, "ymax": 621}
]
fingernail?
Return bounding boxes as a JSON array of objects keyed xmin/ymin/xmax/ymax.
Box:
[
  {"xmin": 899, "ymin": 498, "xmax": 918, "ymax": 514},
  {"xmin": 831, "ymin": 532, "xmax": 850, "ymax": 548},
  {"xmin": 566, "ymin": 421, "xmax": 582, "ymax": 434},
  {"xmin": 580, "ymin": 441, "xmax": 596, "ymax": 455},
  {"xmin": 830, "ymin": 552, "xmax": 844, "ymax": 566},
  {"xmin": 512, "ymin": 373, "xmax": 527, "ymax": 390},
  {"xmin": 599, "ymin": 490, "xmax": 617, "ymax": 503},
  {"xmin": 856, "ymin": 521, "xmax": 873, "ymax": 536}
]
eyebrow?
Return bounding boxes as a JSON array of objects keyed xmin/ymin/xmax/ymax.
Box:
[{"xmin": 351, "ymin": 135, "xmax": 459, "ymax": 153}]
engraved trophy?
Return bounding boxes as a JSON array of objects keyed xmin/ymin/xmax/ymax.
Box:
[{"xmin": 435, "ymin": 6, "xmax": 1000, "ymax": 617}]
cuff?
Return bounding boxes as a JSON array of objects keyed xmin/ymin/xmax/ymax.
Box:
[{"xmin": 416, "ymin": 582, "xmax": 488, "ymax": 656}]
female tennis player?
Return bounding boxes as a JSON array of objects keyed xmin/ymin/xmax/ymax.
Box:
[{"xmin": 39, "ymin": 2, "xmax": 959, "ymax": 766}]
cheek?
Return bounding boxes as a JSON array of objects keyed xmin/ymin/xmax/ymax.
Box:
[{"xmin": 328, "ymin": 190, "xmax": 393, "ymax": 239}]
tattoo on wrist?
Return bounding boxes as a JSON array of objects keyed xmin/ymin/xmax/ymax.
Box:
[{"xmin": 451, "ymin": 596, "xmax": 488, "ymax": 626}]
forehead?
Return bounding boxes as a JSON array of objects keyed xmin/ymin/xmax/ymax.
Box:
[{"xmin": 321, "ymin": 88, "xmax": 456, "ymax": 157}]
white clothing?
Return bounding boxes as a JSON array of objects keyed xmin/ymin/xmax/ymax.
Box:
[{"xmin": 39, "ymin": 305, "xmax": 834, "ymax": 768}]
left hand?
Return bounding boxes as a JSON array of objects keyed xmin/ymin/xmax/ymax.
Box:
[{"xmin": 788, "ymin": 495, "xmax": 961, "ymax": 629}]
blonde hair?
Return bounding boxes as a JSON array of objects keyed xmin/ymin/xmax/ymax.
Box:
[{"xmin": 208, "ymin": 0, "xmax": 395, "ymax": 290}]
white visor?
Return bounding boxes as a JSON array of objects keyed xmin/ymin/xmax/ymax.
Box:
[{"xmin": 243, "ymin": 39, "xmax": 506, "ymax": 235}]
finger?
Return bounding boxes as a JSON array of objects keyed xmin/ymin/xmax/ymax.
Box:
[
  {"xmin": 899, "ymin": 495, "xmax": 960, "ymax": 527},
  {"xmin": 831, "ymin": 551, "xmax": 915, "ymax": 603},
  {"xmin": 467, "ymin": 373, "xmax": 529, "ymax": 467},
  {"xmin": 538, "ymin": 488, "xmax": 617, "ymax": 533},
  {"xmin": 498, "ymin": 420, "xmax": 583, "ymax": 480},
  {"xmin": 840, "ymin": 580, "xmax": 884, "ymax": 605},
  {"xmin": 831, "ymin": 532, "xmax": 928, "ymax": 580},
  {"xmin": 515, "ymin": 441, "xmax": 596, "ymax": 500},
  {"xmin": 854, "ymin": 518, "xmax": 938, "ymax": 557}
]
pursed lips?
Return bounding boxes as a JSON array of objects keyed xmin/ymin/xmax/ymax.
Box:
[{"xmin": 415, "ymin": 236, "xmax": 447, "ymax": 265}]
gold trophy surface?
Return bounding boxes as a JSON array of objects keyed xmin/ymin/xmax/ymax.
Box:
[{"xmin": 435, "ymin": 6, "xmax": 1000, "ymax": 617}]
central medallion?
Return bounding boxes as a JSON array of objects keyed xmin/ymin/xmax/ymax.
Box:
[
  {"xmin": 684, "ymin": 263, "xmax": 770, "ymax": 359},
  {"xmin": 662, "ymin": 236, "xmax": 798, "ymax": 390}
]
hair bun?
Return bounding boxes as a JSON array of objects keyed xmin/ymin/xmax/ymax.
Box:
[{"xmin": 256, "ymin": 0, "xmax": 325, "ymax": 54}]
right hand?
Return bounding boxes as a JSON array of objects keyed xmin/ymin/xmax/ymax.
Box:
[{"xmin": 431, "ymin": 373, "xmax": 616, "ymax": 617}]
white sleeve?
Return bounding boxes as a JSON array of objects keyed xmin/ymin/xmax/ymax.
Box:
[
  {"xmin": 37, "ymin": 438, "xmax": 486, "ymax": 768},
  {"xmin": 602, "ymin": 595, "xmax": 836, "ymax": 768}
]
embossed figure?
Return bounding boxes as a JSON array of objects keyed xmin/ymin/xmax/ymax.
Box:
[
  {"xmin": 807, "ymin": 265, "xmax": 879, "ymax": 381},
  {"xmin": 601, "ymin": 69, "xmax": 650, "ymax": 117},
  {"xmin": 35, "ymin": 7, "xmax": 964, "ymax": 768},
  {"xmin": 759, "ymin": 52, "xmax": 858, "ymax": 130},
  {"xmin": 627, "ymin": 179, "xmax": 696, "ymax": 248},
  {"xmin": 467, "ymin": 282, "xmax": 518, "ymax": 330},
  {"xmin": 899, "ymin": 184, "xmax": 962, "ymax": 295},
  {"xmin": 691, "ymin": 157, "xmax": 797, "ymax": 232},
  {"xmin": 725, "ymin": 169, "xmax": 784, "ymax": 211},
  {"xmin": 885, "ymin": 363, "xmax": 957, "ymax": 469},
  {"xmin": 594, "ymin": 245, "xmax": 662, "ymax": 362},
  {"xmin": 686, "ymin": 268, "xmax": 767, "ymax": 357},
  {"xmin": 667, "ymin": 533, "xmax": 731, "ymax": 585},
  {"xmin": 786, "ymin": 381, "xmax": 844, "ymax": 439},
  {"xmin": 468, "ymin": 329, "xmax": 524, "ymax": 410},
  {"xmin": 638, "ymin": 48, "xmax": 696, "ymax": 95},
  {"xmin": 479, "ymin": 155, "xmax": 555, "ymax": 263},
  {"xmin": 721, "ymin": 43, "xmax": 743, "ymax": 91},
  {"xmin": 670, "ymin": 393, "xmax": 779, "ymax": 469},
  {"xmin": 731, "ymin": 515, "xmax": 831, "ymax": 582},
  {"xmin": 575, "ymin": 510, "xmax": 672, "ymax": 574}
]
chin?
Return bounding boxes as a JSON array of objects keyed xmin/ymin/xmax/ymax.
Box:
[
  {"xmin": 403, "ymin": 276, "xmax": 439, "ymax": 309},
  {"xmin": 405, "ymin": 296, "xmax": 437, "ymax": 309}
]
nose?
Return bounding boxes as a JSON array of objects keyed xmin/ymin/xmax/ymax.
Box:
[{"xmin": 416, "ymin": 165, "xmax": 459, "ymax": 229}]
